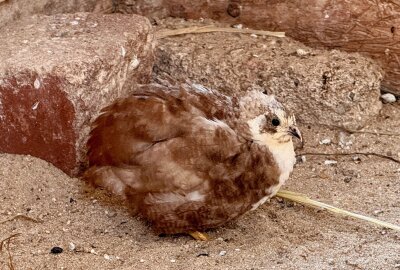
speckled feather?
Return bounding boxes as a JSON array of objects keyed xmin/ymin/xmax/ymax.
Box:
[{"xmin": 85, "ymin": 82, "xmax": 285, "ymax": 234}]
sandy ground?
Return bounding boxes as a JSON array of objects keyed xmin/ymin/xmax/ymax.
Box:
[{"xmin": 0, "ymin": 101, "xmax": 399, "ymax": 270}]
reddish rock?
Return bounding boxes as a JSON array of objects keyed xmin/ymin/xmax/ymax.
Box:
[{"xmin": 0, "ymin": 13, "xmax": 155, "ymax": 175}]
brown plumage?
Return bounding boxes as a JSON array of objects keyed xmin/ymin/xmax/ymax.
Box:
[{"xmin": 84, "ymin": 81, "xmax": 301, "ymax": 234}]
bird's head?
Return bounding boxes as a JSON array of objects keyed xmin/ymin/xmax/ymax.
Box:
[{"xmin": 239, "ymin": 90, "xmax": 302, "ymax": 145}]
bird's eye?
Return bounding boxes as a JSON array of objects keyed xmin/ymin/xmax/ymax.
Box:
[{"xmin": 271, "ymin": 118, "xmax": 280, "ymax": 126}]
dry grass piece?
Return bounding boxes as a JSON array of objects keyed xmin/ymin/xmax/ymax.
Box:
[
  {"xmin": 0, "ymin": 214, "xmax": 42, "ymax": 224},
  {"xmin": 0, "ymin": 233, "xmax": 21, "ymax": 270},
  {"xmin": 276, "ymin": 190, "xmax": 400, "ymax": 231},
  {"xmin": 156, "ymin": 25, "xmax": 285, "ymax": 39}
]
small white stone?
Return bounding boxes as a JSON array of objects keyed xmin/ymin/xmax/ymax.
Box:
[
  {"xmin": 34, "ymin": 78, "xmax": 41, "ymax": 89},
  {"xmin": 381, "ymin": 93, "xmax": 396, "ymax": 103},
  {"xmin": 296, "ymin": 48, "xmax": 308, "ymax": 56},
  {"xmin": 232, "ymin": 24, "xmax": 243, "ymax": 29},
  {"xmin": 90, "ymin": 249, "xmax": 97, "ymax": 254},
  {"xmin": 319, "ymin": 138, "xmax": 331, "ymax": 145},
  {"xmin": 140, "ymin": 259, "xmax": 145, "ymax": 263},
  {"xmin": 219, "ymin": 250, "xmax": 227, "ymax": 256},
  {"xmin": 170, "ymin": 259, "xmax": 176, "ymax": 263},
  {"xmin": 234, "ymin": 248, "xmax": 241, "ymax": 252},
  {"xmin": 51, "ymin": 197, "xmax": 57, "ymax": 202},
  {"xmin": 104, "ymin": 254, "xmax": 111, "ymax": 260},
  {"xmin": 70, "ymin": 20, "xmax": 79, "ymax": 25},
  {"xmin": 301, "ymin": 156, "xmax": 307, "ymax": 163},
  {"xmin": 250, "ymin": 34, "xmax": 257, "ymax": 38},
  {"xmin": 324, "ymin": 160, "xmax": 337, "ymax": 165},
  {"xmin": 68, "ymin": 242, "xmax": 76, "ymax": 251}
]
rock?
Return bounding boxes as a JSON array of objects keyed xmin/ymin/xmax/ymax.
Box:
[
  {"xmin": 0, "ymin": 0, "xmax": 113, "ymax": 28},
  {"xmin": 324, "ymin": 160, "xmax": 337, "ymax": 166},
  {"xmin": 116, "ymin": 0, "xmax": 400, "ymax": 95},
  {"xmin": 319, "ymin": 138, "xmax": 332, "ymax": 145},
  {"xmin": 219, "ymin": 250, "xmax": 227, "ymax": 256},
  {"xmin": 68, "ymin": 242, "xmax": 76, "ymax": 251},
  {"xmin": 50, "ymin": 246, "xmax": 63, "ymax": 254},
  {"xmin": 0, "ymin": 13, "xmax": 154, "ymax": 176},
  {"xmin": 155, "ymin": 19, "xmax": 382, "ymax": 129},
  {"xmin": 381, "ymin": 93, "xmax": 396, "ymax": 103}
]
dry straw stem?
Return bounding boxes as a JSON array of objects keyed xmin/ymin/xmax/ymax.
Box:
[
  {"xmin": 276, "ymin": 190, "xmax": 400, "ymax": 231},
  {"xmin": 156, "ymin": 25, "xmax": 285, "ymax": 39},
  {"xmin": 0, "ymin": 233, "xmax": 21, "ymax": 270},
  {"xmin": 0, "ymin": 214, "xmax": 42, "ymax": 224}
]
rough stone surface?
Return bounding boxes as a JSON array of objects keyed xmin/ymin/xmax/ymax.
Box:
[
  {"xmin": 154, "ymin": 19, "xmax": 383, "ymax": 130},
  {"xmin": 114, "ymin": 0, "xmax": 400, "ymax": 95},
  {"xmin": 0, "ymin": 0, "xmax": 113, "ymax": 27},
  {"xmin": 0, "ymin": 13, "xmax": 155, "ymax": 175}
]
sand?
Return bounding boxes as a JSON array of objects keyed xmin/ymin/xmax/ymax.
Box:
[{"xmin": 1, "ymin": 103, "xmax": 399, "ymax": 270}]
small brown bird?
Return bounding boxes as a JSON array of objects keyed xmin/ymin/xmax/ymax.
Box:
[{"xmin": 84, "ymin": 81, "xmax": 301, "ymax": 240}]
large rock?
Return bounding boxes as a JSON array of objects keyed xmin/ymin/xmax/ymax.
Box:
[
  {"xmin": 155, "ymin": 19, "xmax": 382, "ymax": 130},
  {"xmin": 114, "ymin": 0, "xmax": 400, "ymax": 96},
  {"xmin": 0, "ymin": 13, "xmax": 155, "ymax": 176},
  {"xmin": 0, "ymin": 0, "xmax": 113, "ymax": 27}
]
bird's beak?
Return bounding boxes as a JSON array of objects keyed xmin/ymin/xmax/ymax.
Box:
[{"xmin": 288, "ymin": 126, "xmax": 302, "ymax": 142}]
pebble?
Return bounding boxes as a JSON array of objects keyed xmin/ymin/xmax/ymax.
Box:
[
  {"xmin": 343, "ymin": 176, "xmax": 352, "ymax": 183},
  {"xmin": 232, "ymin": 24, "xmax": 243, "ymax": 29},
  {"xmin": 104, "ymin": 254, "xmax": 111, "ymax": 260},
  {"xmin": 219, "ymin": 250, "xmax": 227, "ymax": 256},
  {"xmin": 324, "ymin": 160, "xmax": 337, "ymax": 165},
  {"xmin": 319, "ymin": 138, "xmax": 331, "ymax": 145},
  {"xmin": 381, "ymin": 93, "xmax": 396, "ymax": 103},
  {"xmin": 170, "ymin": 259, "xmax": 176, "ymax": 263},
  {"xmin": 197, "ymin": 251, "xmax": 209, "ymax": 257},
  {"xmin": 373, "ymin": 210, "xmax": 384, "ymax": 216},
  {"xmin": 68, "ymin": 242, "xmax": 76, "ymax": 251},
  {"xmin": 250, "ymin": 34, "xmax": 258, "ymax": 38},
  {"xmin": 296, "ymin": 48, "xmax": 308, "ymax": 56},
  {"xmin": 140, "ymin": 259, "xmax": 145, "ymax": 263},
  {"xmin": 339, "ymin": 132, "xmax": 353, "ymax": 149},
  {"xmin": 50, "ymin": 246, "xmax": 63, "ymax": 254}
]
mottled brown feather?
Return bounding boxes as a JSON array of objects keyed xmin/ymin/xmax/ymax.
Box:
[{"xmin": 84, "ymin": 82, "xmax": 280, "ymax": 234}]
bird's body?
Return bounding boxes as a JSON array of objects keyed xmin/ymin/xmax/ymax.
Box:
[{"xmin": 85, "ymin": 82, "xmax": 301, "ymax": 234}]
